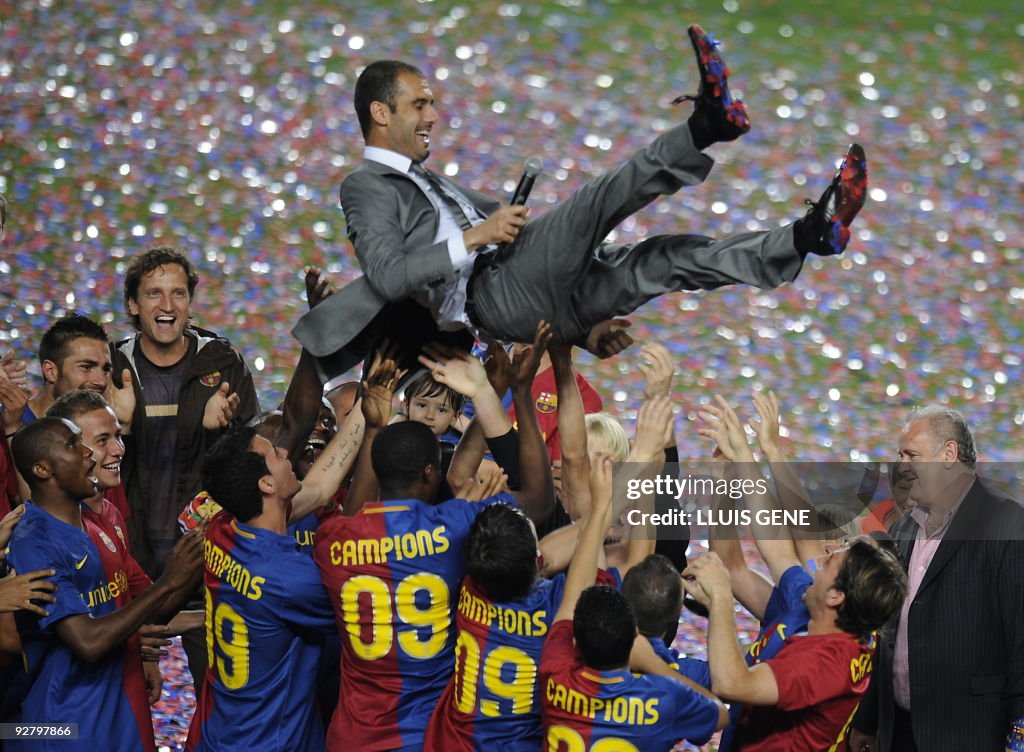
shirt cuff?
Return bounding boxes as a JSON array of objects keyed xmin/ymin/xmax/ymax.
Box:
[{"xmin": 447, "ymin": 234, "xmax": 473, "ymax": 270}]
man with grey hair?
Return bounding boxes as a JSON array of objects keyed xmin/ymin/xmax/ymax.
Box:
[{"xmin": 849, "ymin": 404, "xmax": 1024, "ymax": 752}]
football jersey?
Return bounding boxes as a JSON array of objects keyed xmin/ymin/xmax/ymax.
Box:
[
  {"xmin": 540, "ymin": 621, "xmax": 721, "ymax": 751},
  {"xmin": 647, "ymin": 636, "xmax": 711, "ymax": 689},
  {"xmin": 718, "ymin": 564, "xmax": 813, "ymax": 752},
  {"xmin": 187, "ymin": 512, "xmax": 336, "ymax": 752},
  {"xmin": 6, "ymin": 502, "xmax": 149, "ymax": 751},
  {"xmin": 738, "ymin": 631, "xmax": 875, "ymax": 751},
  {"xmin": 424, "ymin": 574, "xmax": 566, "ymax": 751},
  {"xmin": 82, "ymin": 500, "xmax": 155, "ymax": 751},
  {"xmin": 314, "ymin": 494, "xmax": 513, "ymax": 752}
]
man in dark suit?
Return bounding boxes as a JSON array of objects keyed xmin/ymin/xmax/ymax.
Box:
[
  {"xmin": 848, "ymin": 406, "xmax": 1024, "ymax": 752},
  {"xmin": 294, "ymin": 26, "xmax": 869, "ymax": 379}
]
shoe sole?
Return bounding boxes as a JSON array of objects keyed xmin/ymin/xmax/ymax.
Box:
[
  {"xmin": 824, "ymin": 143, "xmax": 867, "ymax": 253},
  {"xmin": 687, "ymin": 24, "xmax": 751, "ymax": 133},
  {"xmin": 835, "ymin": 143, "xmax": 868, "ymax": 227}
]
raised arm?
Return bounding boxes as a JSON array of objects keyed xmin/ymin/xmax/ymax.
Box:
[
  {"xmin": 289, "ymin": 405, "xmax": 367, "ymax": 521},
  {"xmin": 553, "ymin": 455, "xmax": 615, "ymax": 623},
  {"xmin": 704, "ymin": 450, "xmax": 774, "ymax": 621},
  {"xmin": 683, "ymin": 553, "xmax": 780, "ymax": 705},
  {"xmin": 615, "ymin": 395, "xmax": 675, "ymax": 578},
  {"xmin": 272, "ymin": 349, "xmax": 326, "ymax": 465},
  {"xmin": 505, "ymin": 323, "xmax": 556, "ymax": 524},
  {"xmin": 343, "ymin": 347, "xmax": 404, "ymax": 515},
  {"xmin": 749, "ymin": 390, "xmax": 825, "ymax": 565},
  {"xmin": 697, "ymin": 396, "xmax": 801, "ymax": 586},
  {"xmin": 549, "ymin": 344, "xmax": 589, "ymax": 520}
]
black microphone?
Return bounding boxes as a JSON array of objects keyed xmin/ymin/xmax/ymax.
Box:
[{"xmin": 510, "ymin": 157, "xmax": 543, "ymax": 206}]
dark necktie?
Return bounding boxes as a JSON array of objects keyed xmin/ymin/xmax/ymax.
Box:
[{"xmin": 410, "ymin": 163, "xmax": 474, "ymax": 231}]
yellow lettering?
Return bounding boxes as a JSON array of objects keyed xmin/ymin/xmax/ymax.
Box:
[
  {"xmin": 432, "ymin": 525, "xmax": 450, "ymax": 554},
  {"xmin": 248, "ymin": 576, "xmax": 265, "ymax": 601}
]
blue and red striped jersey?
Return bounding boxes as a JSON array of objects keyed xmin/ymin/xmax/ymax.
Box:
[
  {"xmin": 718, "ymin": 563, "xmax": 813, "ymax": 752},
  {"xmin": 424, "ymin": 573, "xmax": 566, "ymax": 751},
  {"xmin": 314, "ymin": 494, "xmax": 513, "ymax": 752},
  {"xmin": 7, "ymin": 502, "xmax": 148, "ymax": 752},
  {"xmin": 540, "ymin": 620, "xmax": 721, "ymax": 751},
  {"xmin": 187, "ymin": 512, "xmax": 336, "ymax": 752},
  {"xmin": 82, "ymin": 500, "xmax": 155, "ymax": 751}
]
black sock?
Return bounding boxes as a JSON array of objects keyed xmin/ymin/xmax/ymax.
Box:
[
  {"xmin": 687, "ymin": 112, "xmax": 714, "ymax": 151},
  {"xmin": 792, "ymin": 216, "xmax": 814, "ymax": 256}
]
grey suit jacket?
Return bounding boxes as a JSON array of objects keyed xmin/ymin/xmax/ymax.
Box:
[
  {"xmin": 292, "ymin": 160, "xmax": 500, "ymax": 375},
  {"xmin": 853, "ymin": 478, "xmax": 1024, "ymax": 751}
]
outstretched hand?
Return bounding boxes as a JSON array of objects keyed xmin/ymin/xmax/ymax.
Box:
[
  {"xmin": 639, "ymin": 343, "xmax": 675, "ymax": 399},
  {"xmin": 0, "ymin": 372, "xmax": 28, "ymax": 435},
  {"xmin": 0, "ymin": 351, "xmax": 30, "ymax": 393},
  {"xmin": 749, "ymin": 390, "xmax": 782, "ymax": 458},
  {"xmin": 362, "ymin": 341, "xmax": 406, "ymax": 429},
  {"xmin": 509, "ymin": 321, "xmax": 553, "ymax": 391},
  {"xmin": 681, "ymin": 552, "xmax": 733, "ymax": 608},
  {"xmin": 482, "ymin": 342, "xmax": 513, "ymax": 398},
  {"xmin": 202, "ymin": 382, "xmax": 240, "ymax": 431},
  {"xmin": 304, "ymin": 266, "xmax": 335, "ymax": 310},
  {"xmin": 584, "ymin": 318, "xmax": 634, "ymax": 359},
  {"xmin": 105, "ymin": 368, "xmax": 136, "ymax": 431},
  {"xmin": 696, "ymin": 395, "xmax": 753, "ymax": 463},
  {"xmin": 632, "ymin": 395, "xmax": 674, "ymax": 462},
  {"xmin": 419, "ymin": 343, "xmax": 489, "ymax": 399}
]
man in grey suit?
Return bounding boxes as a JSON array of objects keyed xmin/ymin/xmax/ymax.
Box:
[
  {"xmin": 294, "ymin": 25, "xmax": 868, "ymax": 379},
  {"xmin": 848, "ymin": 406, "xmax": 1024, "ymax": 752}
]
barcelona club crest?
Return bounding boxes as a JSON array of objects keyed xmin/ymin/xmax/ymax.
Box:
[
  {"xmin": 199, "ymin": 371, "xmax": 222, "ymax": 388},
  {"xmin": 98, "ymin": 530, "xmax": 118, "ymax": 553},
  {"xmin": 535, "ymin": 391, "xmax": 558, "ymax": 415}
]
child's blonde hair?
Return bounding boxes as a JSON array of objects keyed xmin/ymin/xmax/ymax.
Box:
[{"xmin": 585, "ymin": 412, "xmax": 630, "ymax": 462}]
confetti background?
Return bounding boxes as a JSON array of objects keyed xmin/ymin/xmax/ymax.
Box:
[{"xmin": 1, "ymin": 1, "xmax": 1022, "ymax": 748}]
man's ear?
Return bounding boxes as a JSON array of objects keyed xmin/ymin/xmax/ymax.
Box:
[
  {"xmin": 41, "ymin": 359, "xmax": 59, "ymax": 386},
  {"xmin": 258, "ymin": 474, "xmax": 275, "ymax": 496},
  {"xmin": 127, "ymin": 297, "xmax": 140, "ymax": 317},
  {"xmin": 370, "ymin": 101, "xmax": 391, "ymax": 128},
  {"xmin": 32, "ymin": 460, "xmax": 53, "ymax": 482},
  {"xmin": 422, "ymin": 463, "xmax": 438, "ymax": 486},
  {"xmin": 825, "ymin": 587, "xmax": 846, "ymax": 610},
  {"xmin": 943, "ymin": 439, "xmax": 959, "ymax": 468}
]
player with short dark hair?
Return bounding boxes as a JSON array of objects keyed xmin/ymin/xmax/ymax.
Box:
[
  {"xmin": 6, "ymin": 417, "xmax": 202, "ymax": 752},
  {"xmin": 315, "ymin": 326, "xmax": 554, "ymax": 752},
  {"xmin": 540, "ymin": 457, "xmax": 728, "ymax": 751},
  {"xmin": 622, "ymin": 554, "xmax": 712, "ymax": 689},
  {"xmin": 186, "ymin": 424, "xmax": 337, "ymax": 752}
]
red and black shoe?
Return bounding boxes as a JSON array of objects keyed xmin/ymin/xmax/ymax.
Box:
[
  {"xmin": 798, "ymin": 144, "xmax": 869, "ymax": 256},
  {"xmin": 674, "ymin": 24, "xmax": 751, "ymax": 143}
]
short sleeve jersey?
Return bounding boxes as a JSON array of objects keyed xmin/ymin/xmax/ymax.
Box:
[
  {"xmin": 314, "ymin": 494, "xmax": 514, "ymax": 752},
  {"xmin": 424, "ymin": 573, "xmax": 567, "ymax": 751},
  {"xmin": 738, "ymin": 630, "xmax": 875, "ymax": 752},
  {"xmin": 82, "ymin": 500, "xmax": 155, "ymax": 751},
  {"xmin": 186, "ymin": 512, "xmax": 336, "ymax": 752},
  {"xmin": 6, "ymin": 502, "xmax": 147, "ymax": 752},
  {"xmin": 540, "ymin": 621, "xmax": 721, "ymax": 751},
  {"xmin": 718, "ymin": 564, "xmax": 812, "ymax": 752}
]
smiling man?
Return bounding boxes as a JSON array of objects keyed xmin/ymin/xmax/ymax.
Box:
[
  {"xmin": 112, "ymin": 247, "xmax": 260, "ymax": 691},
  {"xmin": 296, "ymin": 29, "xmax": 869, "ymax": 379},
  {"xmin": 112, "ymin": 247, "xmax": 259, "ymax": 576},
  {"xmin": 6, "ymin": 417, "xmax": 202, "ymax": 752}
]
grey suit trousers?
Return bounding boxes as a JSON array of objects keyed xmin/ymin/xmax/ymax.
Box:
[{"xmin": 468, "ymin": 122, "xmax": 805, "ymax": 344}]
